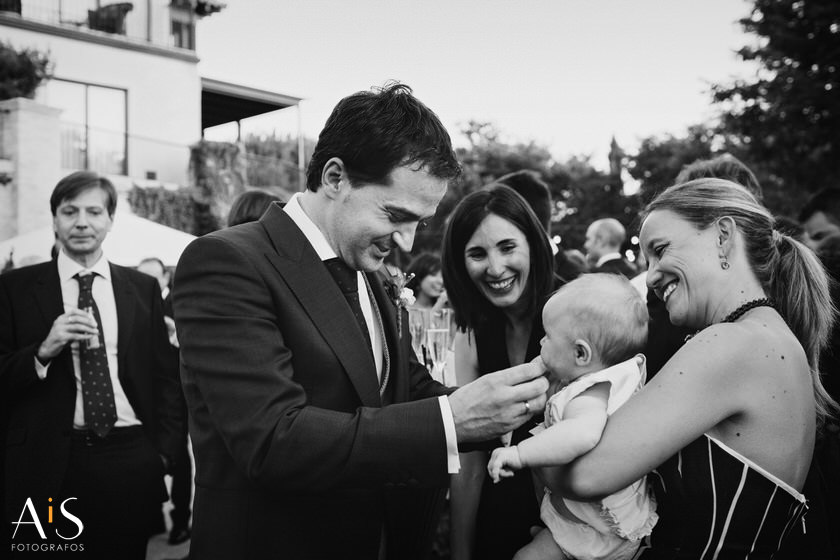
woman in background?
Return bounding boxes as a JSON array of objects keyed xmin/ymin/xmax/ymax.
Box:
[{"xmin": 406, "ymin": 252, "xmax": 448, "ymax": 311}]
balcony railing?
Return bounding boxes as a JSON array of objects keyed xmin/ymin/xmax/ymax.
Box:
[{"xmin": 0, "ymin": 0, "xmax": 197, "ymax": 50}]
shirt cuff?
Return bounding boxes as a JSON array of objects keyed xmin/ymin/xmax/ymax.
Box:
[
  {"xmin": 34, "ymin": 356, "xmax": 51, "ymax": 380},
  {"xmin": 437, "ymin": 395, "xmax": 461, "ymax": 474}
]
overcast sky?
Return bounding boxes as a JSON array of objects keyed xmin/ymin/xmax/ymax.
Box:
[{"xmin": 196, "ymin": 0, "xmax": 758, "ymax": 169}]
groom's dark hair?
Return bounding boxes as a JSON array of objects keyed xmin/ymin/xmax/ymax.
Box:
[{"xmin": 306, "ymin": 82, "xmax": 460, "ymax": 191}]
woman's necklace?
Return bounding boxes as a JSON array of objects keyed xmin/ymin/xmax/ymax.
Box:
[
  {"xmin": 719, "ymin": 297, "xmax": 776, "ymax": 324},
  {"xmin": 684, "ymin": 298, "xmax": 775, "ymax": 341}
]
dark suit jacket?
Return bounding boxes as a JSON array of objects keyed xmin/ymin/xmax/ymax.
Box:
[
  {"xmin": 173, "ymin": 204, "xmax": 452, "ymax": 559},
  {"xmin": 593, "ymin": 256, "xmax": 636, "ymax": 279},
  {"xmin": 0, "ymin": 260, "xmax": 183, "ymax": 520}
]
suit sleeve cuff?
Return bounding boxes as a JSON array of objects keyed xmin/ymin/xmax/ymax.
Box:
[
  {"xmin": 437, "ymin": 396, "xmax": 461, "ymax": 473},
  {"xmin": 34, "ymin": 356, "xmax": 51, "ymax": 380}
]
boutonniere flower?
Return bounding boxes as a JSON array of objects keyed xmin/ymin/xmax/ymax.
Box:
[{"xmin": 383, "ymin": 265, "xmax": 415, "ymax": 337}]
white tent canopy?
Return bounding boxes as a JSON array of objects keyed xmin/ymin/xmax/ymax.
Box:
[{"xmin": 0, "ymin": 211, "xmax": 197, "ymax": 269}]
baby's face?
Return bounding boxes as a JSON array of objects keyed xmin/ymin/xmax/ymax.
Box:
[{"xmin": 539, "ymin": 317, "xmax": 580, "ymax": 387}]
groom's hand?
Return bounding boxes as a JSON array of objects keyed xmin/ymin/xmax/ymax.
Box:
[{"xmin": 448, "ymin": 357, "xmax": 548, "ymax": 443}]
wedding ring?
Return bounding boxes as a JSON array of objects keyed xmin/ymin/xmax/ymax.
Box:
[{"xmin": 523, "ymin": 400, "xmax": 531, "ymax": 414}]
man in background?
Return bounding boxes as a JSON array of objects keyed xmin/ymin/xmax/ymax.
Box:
[
  {"xmin": 583, "ymin": 217, "xmax": 635, "ymax": 278},
  {"xmin": 799, "ymin": 188, "xmax": 840, "ymax": 253},
  {"xmin": 0, "ymin": 171, "xmax": 182, "ymax": 558}
]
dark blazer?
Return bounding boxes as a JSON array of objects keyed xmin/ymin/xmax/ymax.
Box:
[
  {"xmin": 593, "ymin": 256, "xmax": 637, "ymax": 279},
  {"xmin": 0, "ymin": 260, "xmax": 183, "ymax": 520},
  {"xmin": 173, "ymin": 204, "xmax": 452, "ymax": 559}
]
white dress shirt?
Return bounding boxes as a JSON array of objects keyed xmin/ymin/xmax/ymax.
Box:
[
  {"xmin": 35, "ymin": 250, "xmax": 141, "ymax": 429},
  {"xmin": 285, "ymin": 193, "xmax": 460, "ymax": 472}
]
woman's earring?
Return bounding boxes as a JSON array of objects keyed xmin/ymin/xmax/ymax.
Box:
[{"xmin": 717, "ymin": 237, "xmax": 729, "ymax": 269}]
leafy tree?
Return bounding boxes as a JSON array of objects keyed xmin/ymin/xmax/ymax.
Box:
[
  {"xmin": 628, "ymin": 125, "xmax": 716, "ymax": 205},
  {"xmin": 559, "ymin": 156, "xmax": 640, "ymax": 248},
  {"xmin": 409, "ymin": 121, "xmax": 638, "ymax": 259},
  {"xmin": 712, "ymin": 0, "xmax": 840, "ymax": 210}
]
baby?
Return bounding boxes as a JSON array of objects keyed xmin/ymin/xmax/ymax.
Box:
[{"xmin": 488, "ymin": 273, "xmax": 657, "ymax": 560}]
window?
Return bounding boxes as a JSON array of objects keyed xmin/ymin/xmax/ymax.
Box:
[
  {"xmin": 38, "ymin": 79, "xmax": 127, "ymax": 176},
  {"xmin": 170, "ymin": 0, "xmax": 195, "ymax": 49}
]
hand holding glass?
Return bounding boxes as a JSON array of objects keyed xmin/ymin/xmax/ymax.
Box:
[{"xmin": 83, "ymin": 307, "xmax": 100, "ymax": 349}]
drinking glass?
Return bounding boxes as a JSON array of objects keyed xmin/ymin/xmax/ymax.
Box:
[
  {"xmin": 83, "ymin": 307, "xmax": 100, "ymax": 349},
  {"xmin": 425, "ymin": 328, "xmax": 450, "ymax": 384},
  {"xmin": 407, "ymin": 307, "xmax": 430, "ymax": 361}
]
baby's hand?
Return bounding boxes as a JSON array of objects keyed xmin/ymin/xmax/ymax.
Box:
[{"xmin": 487, "ymin": 446, "xmax": 523, "ymax": 483}]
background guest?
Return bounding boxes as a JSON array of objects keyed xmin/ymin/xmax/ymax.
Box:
[
  {"xmin": 443, "ymin": 184, "xmax": 557, "ymax": 560},
  {"xmin": 406, "ymin": 252, "xmax": 447, "ymax": 311},
  {"xmin": 583, "ymin": 218, "xmax": 635, "ymax": 278},
  {"xmin": 0, "ymin": 171, "xmax": 183, "ymax": 559},
  {"xmin": 226, "ymin": 189, "xmax": 282, "ymax": 227},
  {"xmin": 799, "ymin": 187, "xmax": 840, "ymax": 253}
]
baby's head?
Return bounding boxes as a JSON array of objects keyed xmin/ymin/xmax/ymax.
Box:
[{"xmin": 540, "ymin": 273, "xmax": 648, "ymax": 385}]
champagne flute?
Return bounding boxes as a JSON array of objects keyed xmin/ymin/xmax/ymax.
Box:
[
  {"xmin": 83, "ymin": 307, "xmax": 100, "ymax": 349},
  {"xmin": 407, "ymin": 307, "xmax": 429, "ymax": 360},
  {"xmin": 425, "ymin": 328, "xmax": 450, "ymax": 384}
]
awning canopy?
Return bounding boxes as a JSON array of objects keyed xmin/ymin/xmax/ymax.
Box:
[
  {"xmin": 201, "ymin": 77, "xmax": 302, "ymax": 129},
  {"xmin": 0, "ymin": 212, "xmax": 196, "ymax": 269}
]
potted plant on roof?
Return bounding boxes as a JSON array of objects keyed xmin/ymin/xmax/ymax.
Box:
[
  {"xmin": 0, "ymin": 41, "xmax": 52, "ymax": 101},
  {"xmin": 194, "ymin": 0, "xmax": 226, "ymax": 17}
]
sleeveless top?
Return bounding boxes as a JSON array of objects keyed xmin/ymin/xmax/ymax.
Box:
[
  {"xmin": 537, "ymin": 356, "xmax": 658, "ymax": 541},
  {"xmin": 472, "ymin": 312, "xmax": 544, "ymax": 560},
  {"xmin": 639, "ymin": 434, "xmax": 808, "ymax": 559}
]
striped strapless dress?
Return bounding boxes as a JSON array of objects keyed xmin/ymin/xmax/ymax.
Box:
[{"xmin": 636, "ymin": 434, "xmax": 807, "ymax": 559}]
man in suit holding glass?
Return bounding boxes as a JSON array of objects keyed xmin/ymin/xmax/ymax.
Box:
[
  {"xmin": 0, "ymin": 171, "xmax": 183, "ymax": 558},
  {"xmin": 174, "ymin": 82, "xmax": 549, "ymax": 559}
]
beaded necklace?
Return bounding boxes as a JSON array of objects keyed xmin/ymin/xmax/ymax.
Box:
[
  {"xmin": 684, "ymin": 298, "xmax": 775, "ymax": 342},
  {"xmin": 719, "ymin": 297, "xmax": 776, "ymax": 324}
]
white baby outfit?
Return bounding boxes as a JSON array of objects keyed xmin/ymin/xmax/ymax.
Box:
[{"xmin": 534, "ymin": 355, "xmax": 658, "ymax": 560}]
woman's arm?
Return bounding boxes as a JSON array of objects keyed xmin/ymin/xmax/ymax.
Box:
[{"xmin": 559, "ymin": 325, "xmax": 755, "ymax": 500}]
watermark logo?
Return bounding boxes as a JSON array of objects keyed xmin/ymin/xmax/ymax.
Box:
[{"xmin": 9, "ymin": 498, "xmax": 85, "ymax": 553}]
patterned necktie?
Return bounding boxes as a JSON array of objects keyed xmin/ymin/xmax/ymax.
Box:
[
  {"xmin": 323, "ymin": 258, "xmax": 373, "ymax": 353},
  {"xmin": 75, "ymin": 273, "xmax": 117, "ymax": 437}
]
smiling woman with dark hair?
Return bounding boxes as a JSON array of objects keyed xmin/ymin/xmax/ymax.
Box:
[{"xmin": 442, "ymin": 184, "xmax": 557, "ymax": 560}]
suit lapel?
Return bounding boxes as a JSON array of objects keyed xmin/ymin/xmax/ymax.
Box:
[
  {"xmin": 109, "ymin": 263, "xmax": 135, "ymax": 367},
  {"xmin": 261, "ymin": 206, "xmax": 381, "ymax": 407},
  {"xmin": 32, "ymin": 262, "xmax": 75, "ymax": 382},
  {"xmin": 33, "ymin": 262, "xmax": 64, "ymax": 328}
]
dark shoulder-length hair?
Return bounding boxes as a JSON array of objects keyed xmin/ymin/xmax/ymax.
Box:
[
  {"xmin": 442, "ymin": 184, "xmax": 555, "ymax": 331},
  {"xmin": 406, "ymin": 252, "xmax": 441, "ymax": 293}
]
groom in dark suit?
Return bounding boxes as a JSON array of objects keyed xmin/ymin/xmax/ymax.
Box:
[
  {"xmin": 0, "ymin": 172, "xmax": 183, "ymax": 558},
  {"xmin": 174, "ymin": 83, "xmax": 549, "ymax": 559}
]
